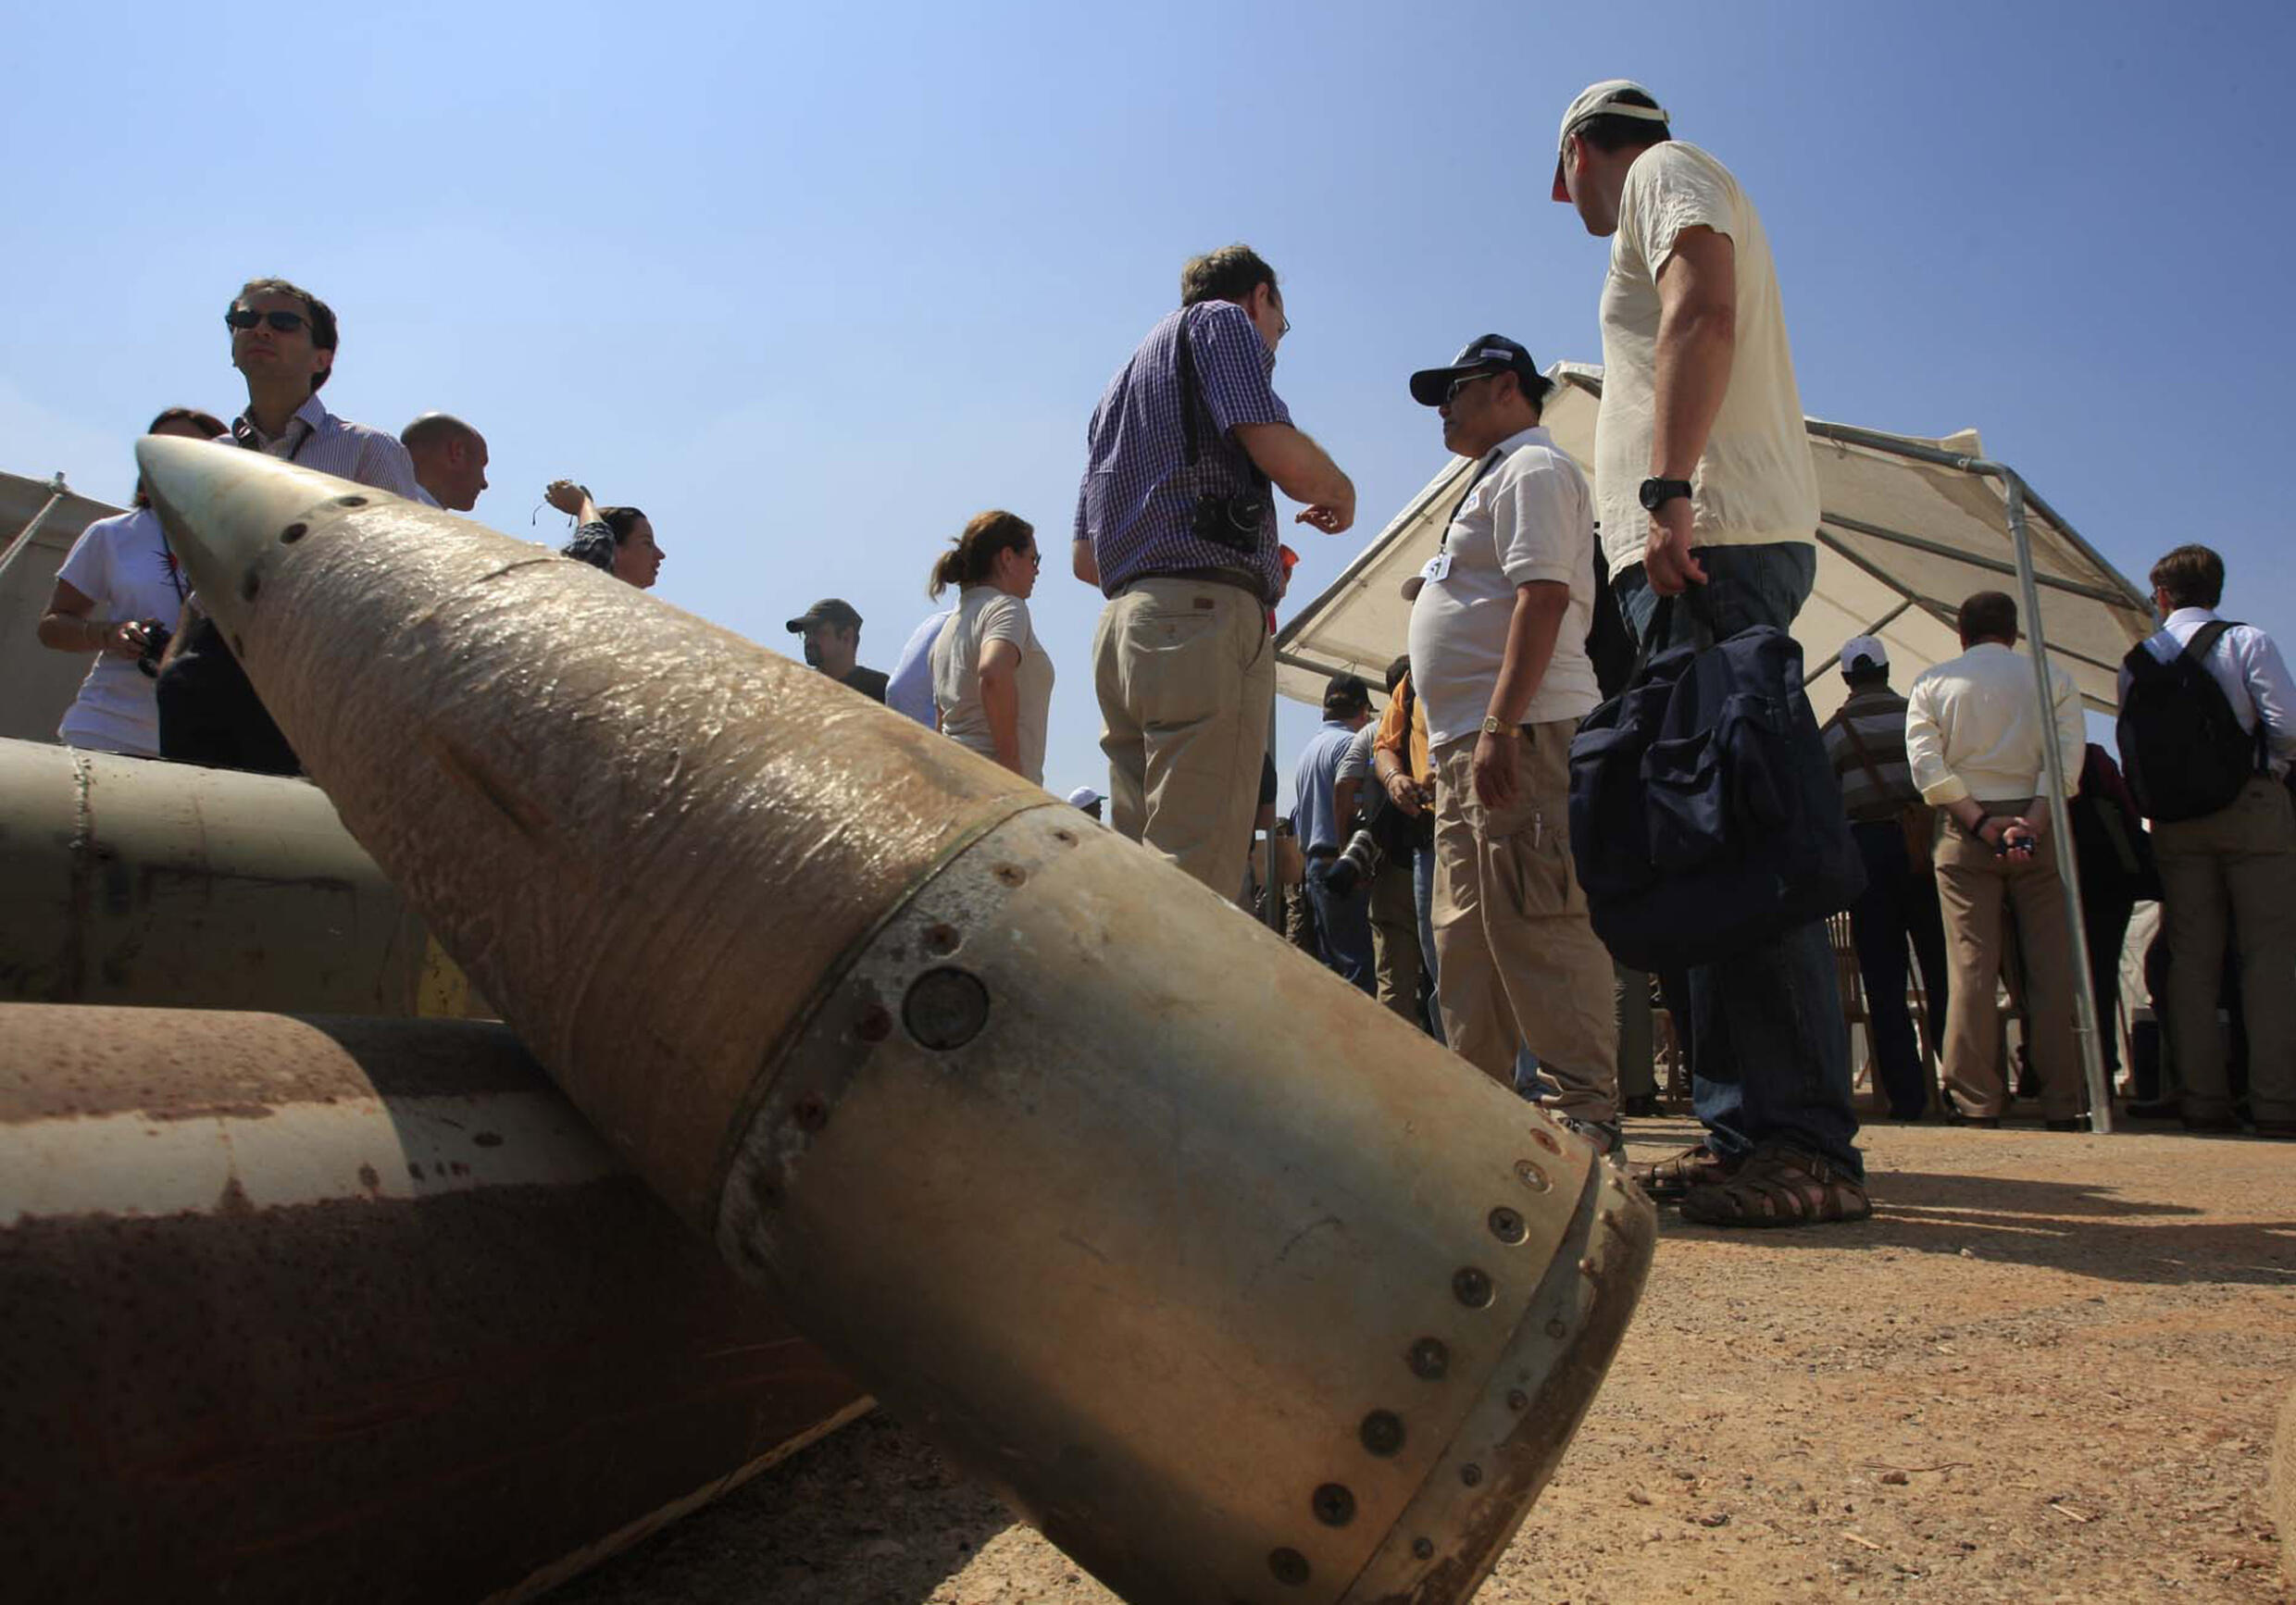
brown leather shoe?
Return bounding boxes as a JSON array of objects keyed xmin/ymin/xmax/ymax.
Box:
[{"xmin": 1629, "ymin": 1143, "xmax": 1741, "ymax": 1201}]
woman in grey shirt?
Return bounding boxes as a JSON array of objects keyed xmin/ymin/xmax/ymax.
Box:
[{"xmin": 929, "ymin": 510, "xmax": 1053, "ymax": 784}]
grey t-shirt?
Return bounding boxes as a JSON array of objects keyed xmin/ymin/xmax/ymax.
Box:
[{"xmin": 931, "ymin": 587, "xmax": 1054, "ymax": 785}]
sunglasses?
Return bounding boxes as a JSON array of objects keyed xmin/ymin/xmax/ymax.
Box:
[
  {"xmin": 225, "ymin": 308, "xmax": 309, "ymax": 334},
  {"xmin": 1443, "ymin": 371, "xmax": 1503, "ymax": 404}
]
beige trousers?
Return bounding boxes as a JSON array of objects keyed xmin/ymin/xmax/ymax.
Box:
[
  {"xmin": 2154, "ymin": 777, "xmax": 2296, "ymax": 1124},
  {"xmin": 1369, "ymin": 857, "xmax": 1422, "ymax": 1022},
  {"xmin": 1092, "ymin": 579, "xmax": 1272, "ymax": 898},
  {"xmin": 1932, "ymin": 807, "xmax": 2082, "ymax": 1119},
  {"xmin": 1430, "ymin": 723, "xmax": 1618, "ymax": 1123}
]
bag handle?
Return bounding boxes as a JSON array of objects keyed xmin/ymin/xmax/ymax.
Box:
[{"xmin": 1838, "ymin": 707, "xmax": 1895, "ymax": 799}]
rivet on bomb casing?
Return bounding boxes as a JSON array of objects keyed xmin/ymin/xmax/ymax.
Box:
[
  {"xmin": 1506, "ymin": 1389, "xmax": 1529, "ymax": 1412},
  {"xmin": 855, "ymin": 1004, "xmax": 893, "ymax": 1043},
  {"xmin": 749, "ymin": 1172, "xmax": 781, "ymax": 1211},
  {"xmin": 1515, "ymin": 1159, "xmax": 1551, "ymax": 1192},
  {"xmin": 241, "ymin": 570, "xmax": 261, "ymax": 602},
  {"xmin": 1530, "ymin": 1126, "xmax": 1562, "ymax": 1155},
  {"xmin": 1412, "ymin": 1537, "xmax": 1435, "ymax": 1561},
  {"xmin": 1546, "ymin": 1317, "xmax": 1568, "ymax": 1339},
  {"xmin": 1359, "ymin": 1409, "xmax": 1404, "ymax": 1456},
  {"xmin": 335, "ymin": 494, "xmax": 368, "ymax": 507},
  {"xmin": 1310, "ymin": 1483, "xmax": 1355, "ymax": 1526},
  {"xmin": 792, "ymin": 1096, "xmax": 829, "ymax": 1132},
  {"xmin": 1052, "ymin": 828, "xmax": 1078, "ymax": 846},
  {"xmin": 904, "ymin": 966, "xmax": 992, "ymax": 1051},
  {"xmin": 923, "ymin": 923, "xmax": 962, "ymax": 957},
  {"xmin": 1460, "ymin": 1462, "xmax": 1483, "ymax": 1487},
  {"xmin": 1267, "ymin": 1548, "xmax": 1310, "ymax": 1586},
  {"xmin": 1488, "ymin": 1206, "xmax": 1527, "ymax": 1243},
  {"xmin": 1406, "ymin": 1338, "xmax": 1448, "ymax": 1379},
  {"xmin": 1453, "ymin": 1267, "xmax": 1494, "ymax": 1308},
  {"xmin": 280, "ymin": 522, "xmax": 307, "ymax": 543},
  {"xmin": 992, "ymin": 863, "xmax": 1027, "ymax": 888}
]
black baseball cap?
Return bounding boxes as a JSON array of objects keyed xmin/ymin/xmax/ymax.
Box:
[
  {"xmin": 785, "ymin": 598, "xmax": 863, "ymax": 633},
  {"xmin": 1408, "ymin": 335, "xmax": 1552, "ymax": 407},
  {"xmin": 1323, "ymin": 673, "xmax": 1373, "ymax": 714}
]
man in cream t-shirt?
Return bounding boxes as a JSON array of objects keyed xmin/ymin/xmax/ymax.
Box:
[
  {"xmin": 1554, "ymin": 79, "xmax": 1865, "ymax": 1226},
  {"xmin": 1402, "ymin": 334, "xmax": 1619, "ymax": 1150}
]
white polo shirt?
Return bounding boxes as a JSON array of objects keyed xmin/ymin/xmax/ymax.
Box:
[{"xmin": 1406, "ymin": 425, "xmax": 1601, "ymax": 748}]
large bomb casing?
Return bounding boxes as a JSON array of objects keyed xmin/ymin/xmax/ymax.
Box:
[
  {"xmin": 140, "ymin": 438, "xmax": 1656, "ymax": 1604},
  {"xmin": 0, "ymin": 735, "xmax": 482, "ymax": 1015},
  {"xmin": 0, "ymin": 1004, "xmax": 867, "ymax": 1603}
]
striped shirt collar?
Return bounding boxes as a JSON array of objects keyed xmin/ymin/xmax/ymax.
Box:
[{"xmin": 231, "ymin": 392, "xmax": 331, "ymax": 454}]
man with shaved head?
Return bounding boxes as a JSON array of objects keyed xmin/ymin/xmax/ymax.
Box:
[{"xmin": 401, "ymin": 413, "xmax": 490, "ymax": 512}]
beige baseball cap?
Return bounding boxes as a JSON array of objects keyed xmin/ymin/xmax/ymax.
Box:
[{"xmin": 1551, "ymin": 79, "xmax": 1670, "ymax": 201}]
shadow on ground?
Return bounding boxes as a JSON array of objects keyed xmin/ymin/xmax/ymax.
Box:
[
  {"xmin": 1628, "ymin": 1115, "xmax": 2296, "ymax": 1287},
  {"xmin": 552, "ymin": 1411, "xmax": 1013, "ymax": 1605}
]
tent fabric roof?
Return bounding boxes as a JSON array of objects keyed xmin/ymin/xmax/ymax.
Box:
[{"xmin": 1275, "ymin": 364, "xmax": 2154, "ymax": 723}]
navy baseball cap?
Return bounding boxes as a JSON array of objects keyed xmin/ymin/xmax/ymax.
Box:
[{"xmin": 1408, "ymin": 336, "xmax": 1552, "ymax": 407}]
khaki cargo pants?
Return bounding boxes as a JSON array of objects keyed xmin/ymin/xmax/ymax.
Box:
[
  {"xmin": 1092, "ymin": 578, "xmax": 1271, "ymax": 898},
  {"xmin": 1429, "ymin": 721, "xmax": 1618, "ymax": 1123}
]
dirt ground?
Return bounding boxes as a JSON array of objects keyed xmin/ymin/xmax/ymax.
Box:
[{"xmin": 556, "ymin": 1119, "xmax": 2295, "ymax": 1604}]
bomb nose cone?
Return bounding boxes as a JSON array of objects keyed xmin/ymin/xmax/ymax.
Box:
[{"xmin": 134, "ymin": 434, "xmax": 356, "ymax": 621}]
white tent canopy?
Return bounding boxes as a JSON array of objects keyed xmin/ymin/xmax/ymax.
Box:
[{"xmin": 1274, "ymin": 364, "xmax": 2154, "ymax": 723}]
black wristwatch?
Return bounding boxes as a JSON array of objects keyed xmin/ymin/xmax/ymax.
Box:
[{"xmin": 1638, "ymin": 476, "xmax": 1693, "ymax": 513}]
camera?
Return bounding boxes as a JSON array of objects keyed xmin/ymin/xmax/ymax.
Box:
[
  {"xmin": 1191, "ymin": 490, "xmax": 1268, "ymax": 555},
  {"xmin": 133, "ymin": 618, "xmax": 172, "ymax": 679},
  {"xmin": 1322, "ymin": 827, "xmax": 1382, "ymax": 899}
]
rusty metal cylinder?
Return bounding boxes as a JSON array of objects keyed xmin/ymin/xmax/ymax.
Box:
[
  {"xmin": 139, "ymin": 438, "xmax": 1656, "ymax": 1604},
  {"xmin": 0, "ymin": 1002, "xmax": 867, "ymax": 1604},
  {"xmin": 0, "ymin": 734, "xmax": 482, "ymax": 1016}
]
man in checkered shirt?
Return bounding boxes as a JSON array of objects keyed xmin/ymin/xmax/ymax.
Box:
[{"xmin": 1073, "ymin": 245, "xmax": 1355, "ymax": 895}]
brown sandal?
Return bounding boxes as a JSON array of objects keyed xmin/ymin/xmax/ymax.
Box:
[
  {"xmin": 1678, "ymin": 1143, "xmax": 1871, "ymax": 1228},
  {"xmin": 1628, "ymin": 1143, "xmax": 1741, "ymax": 1201}
]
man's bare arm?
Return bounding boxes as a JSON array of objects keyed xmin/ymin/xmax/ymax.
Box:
[
  {"xmin": 1072, "ymin": 537, "xmax": 1101, "ymax": 588},
  {"xmin": 1234, "ymin": 423, "xmax": 1355, "ymax": 534},
  {"xmin": 1651, "ymin": 226, "xmax": 1737, "ymax": 479}
]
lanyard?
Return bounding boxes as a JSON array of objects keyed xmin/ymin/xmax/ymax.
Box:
[{"xmin": 1436, "ymin": 449, "xmax": 1504, "ymax": 554}]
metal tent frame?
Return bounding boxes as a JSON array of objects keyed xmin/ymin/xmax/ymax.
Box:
[{"xmin": 1272, "ymin": 366, "xmax": 2158, "ymax": 1131}]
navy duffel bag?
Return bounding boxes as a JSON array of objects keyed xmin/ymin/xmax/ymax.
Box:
[{"xmin": 1566, "ymin": 596, "xmax": 1865, "ymax": 972}]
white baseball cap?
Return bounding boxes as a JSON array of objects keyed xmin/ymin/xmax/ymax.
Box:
[
  {"xmin": 1067, "ymin": 786, "xmax": 1104, "ymax": 809},
  {"xmin": 1840, "ymin": 635, "xmax": 1889, "ymax": 675},
  {"xmin": 1551, "ymin": 79, "xmax": 1670, "ymax": 202}
]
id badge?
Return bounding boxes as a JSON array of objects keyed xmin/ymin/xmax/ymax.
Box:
[{"xmin": 1419, "ymin": 551, "xmax": 1452, "ymax": 586}]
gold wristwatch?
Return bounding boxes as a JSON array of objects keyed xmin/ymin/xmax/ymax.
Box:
[{"xmin": 1479, "ymin": 715, "xmax": 1517, "ymax": 738}]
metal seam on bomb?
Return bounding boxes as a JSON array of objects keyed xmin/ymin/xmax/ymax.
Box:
[
  {"xmin": 1335, "ymin": 1164, "xmax": 1653, "ymax": 1601},
  {"xmin": 701, "ymin": 792, "xmax": 1060, "ymax": 1210}
]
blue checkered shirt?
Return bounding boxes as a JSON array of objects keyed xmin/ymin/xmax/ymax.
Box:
[{"xmin": 1074, "ymin": 302, "xmax": 1292, "ymax": 599}]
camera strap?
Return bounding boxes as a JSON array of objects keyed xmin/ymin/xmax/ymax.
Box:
[{"xmin": 1173, "ymin": 306, "xmax": 1272, "ymax": 494}]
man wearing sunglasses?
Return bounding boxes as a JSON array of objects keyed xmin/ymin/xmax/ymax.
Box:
[
  {"xmin": 156, "ymin": 278, "xmax": 430, "ymax": 774},
  {"xmin": 1401, "ymin": 335, "xmax": 1619, "ymax": 1153}
]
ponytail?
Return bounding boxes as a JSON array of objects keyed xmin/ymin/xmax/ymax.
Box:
[{"xmin": 927, "ymin": 509, "xmax": 1034, "ymax": 599}]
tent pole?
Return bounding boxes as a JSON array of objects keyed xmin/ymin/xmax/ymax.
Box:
[
  {"xmin": 0, "ymin": 473, "xmax": 70, "ymax": 584},
  {"xmin": 1991, "ymin": 467, "xmax": 2115, "ymax": 1133}
]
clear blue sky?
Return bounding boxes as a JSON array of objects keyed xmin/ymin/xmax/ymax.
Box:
[{"xmin": 7, "ymin": 1, "xmax": 2289, "ymax": 807}]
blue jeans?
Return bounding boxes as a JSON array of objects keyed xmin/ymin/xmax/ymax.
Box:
[
  {"xmin": 1307, "ymin": 859, "xmax": 1377, "ymax": 994},
  {"xmin": 1412, "ymin": 843, "xmax": 1445, "ymax": 1042},
  {"xmin": 1613, "ymin": 544, "xmax": 1863, "ymax": 1177}
]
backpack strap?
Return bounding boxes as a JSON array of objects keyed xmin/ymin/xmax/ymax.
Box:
[{"xmin": 2177, "ymin": 619, "xmax": 2269, "ymax": 776}]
